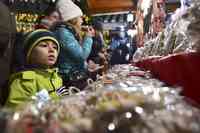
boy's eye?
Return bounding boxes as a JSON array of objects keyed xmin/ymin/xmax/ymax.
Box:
[
  {"xmin": 39, "ymin": 43, "xmax": 48, "ymax": 47},
  {"xmin": 53, "ymin": 45, "xmax": 58, "ymax": 49},
  {"xmin": 38, "ymin": 41, "xmax": 58, "ymax": 50},
  {"xmin": 52, "ymin": 45, "xmax": 58, "ymax": 50}
]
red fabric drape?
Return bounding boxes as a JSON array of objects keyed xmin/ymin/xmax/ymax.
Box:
[{"xmin": 135, "ymin": 52, "xmax": 200, "ymax": 104}]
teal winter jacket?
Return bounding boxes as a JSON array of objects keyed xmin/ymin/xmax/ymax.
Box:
[{"xmin": 53, "ymin": 24, "xmax": 93, "ymax": 81}]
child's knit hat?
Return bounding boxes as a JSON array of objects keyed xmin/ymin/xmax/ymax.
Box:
[
  {"xmin": 23, "ymin": 29, "xmax": 60, "ymax": 63},
  {"xmin": 56, "ymin": 0, "xmax": 83, "ymax": 21}
]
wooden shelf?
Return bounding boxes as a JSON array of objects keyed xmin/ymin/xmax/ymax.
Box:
[{"xmin": 86, "ymin": 0, "xmax": 136, "ymax": 14}]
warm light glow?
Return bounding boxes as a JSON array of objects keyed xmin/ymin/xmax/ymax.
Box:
[
  {"xmin": 125, "ymin": 112, "xmax": 132, "ymax": 119},
  {"xmin": 135, "ymin": 106, "xmax": 144, "ymax": 114},
  {"xmin": 108, "ymin": 123, "xmax": 116, "ymax": 131}
]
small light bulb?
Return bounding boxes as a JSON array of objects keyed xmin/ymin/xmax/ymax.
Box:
[
  {"xmin": 125, "ymin": 112, "xmax": 132, "ymax": 119},
  {"xmin": 127, "ymin": 13, "xmax": 134, "ymax": 22},
  {"xmin": 135, "ymin": 106, "xmax": 144, "ymax": 114},
  {"xmin": 108, "ymin": 123, "xmax": 115, "ymax": 131},
  {"xmin": 13, "ymin": 112, "xmax": 20, "ymax": 121}
]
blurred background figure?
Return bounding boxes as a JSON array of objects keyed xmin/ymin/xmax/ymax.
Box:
[
  {"xmin": 109, "ymin": 26, "xmax": 136, "ymax": 66},
  {"xmin": 38, "ymin": 11, "xmax": 60, "ymax": 29},
  {"xmin": 36, "ymin": 5, "xmax": 61, "ymax": 29},
  {"xmin": 87, "ymin": 19, "xmax": 108, "ymax": 79}
]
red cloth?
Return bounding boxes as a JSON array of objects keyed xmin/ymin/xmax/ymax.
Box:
[{"xmin": 135, "ymin": 52, "xmax": 200, "ymax": 104}]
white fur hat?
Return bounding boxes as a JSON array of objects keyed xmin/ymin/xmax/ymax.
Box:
[{"xmin": 56, "ymin": 0, "xmax": 83, "ymax": 21}]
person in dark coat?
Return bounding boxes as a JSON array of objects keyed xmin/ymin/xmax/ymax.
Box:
[{"xmin": 109, "ymin": 26, "xmax": 133, "ymax": 65}]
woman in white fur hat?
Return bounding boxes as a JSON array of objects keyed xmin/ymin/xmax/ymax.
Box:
[{"xmin": 53, "ymin": 0, "xmax": 95, "ymax": 90}]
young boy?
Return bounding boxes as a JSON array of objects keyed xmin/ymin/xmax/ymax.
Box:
[{"xmin": 6, "ymin": 29, "xmax": 63, "ymax": 108}]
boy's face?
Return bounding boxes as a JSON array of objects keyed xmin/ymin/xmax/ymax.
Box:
[{"xmin": 29, "ymin": 40, "xmax": 58, "ymax": 66}]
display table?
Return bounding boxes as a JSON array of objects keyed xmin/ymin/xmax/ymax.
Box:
[
  {"xmin": 1, "ymin": 64, "xmax": 200, "ymax": 132},
  {"xmin": 135, "ymin": 52, "xmax": 200, "ymax": 104}
]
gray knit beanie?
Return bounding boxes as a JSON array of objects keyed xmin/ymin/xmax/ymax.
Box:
[{"xmin": 56, "ymin": 0, "xmax": 83, "ymax": 21}]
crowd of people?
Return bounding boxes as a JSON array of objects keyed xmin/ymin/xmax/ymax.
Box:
[{"xmin": 0, "ymin": 0, "xmax": 137, "ymax": 109}]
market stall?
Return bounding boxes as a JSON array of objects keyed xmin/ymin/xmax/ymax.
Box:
[{"xmin": 0, "ymin": 0, "xmax": 200, "ymax": 133}]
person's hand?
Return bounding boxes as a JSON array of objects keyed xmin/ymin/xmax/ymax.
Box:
[
  {"xmin": 87, "ymin": 60, "xmax": 103, "ymax": 72},
  {"xmin": 87, "ymin": 60, "xmax": 96, "ymax": 70},
  {"xmin": 83, "ymin": 26, "xmax": 95, "ymax": 37}
]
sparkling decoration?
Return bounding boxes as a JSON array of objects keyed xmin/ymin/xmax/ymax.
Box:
[{"xmin": 0, "ymin": 64, "xmax": 199, "ymax": 133}]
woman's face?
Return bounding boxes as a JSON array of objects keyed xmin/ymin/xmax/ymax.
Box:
[
  {"xmin": 76, "ymin": 16, "xmax": 83, "ymax": 29},
  {"xmin": 29, "ymin": 40, "xmax": 58, "ymax": 66}
]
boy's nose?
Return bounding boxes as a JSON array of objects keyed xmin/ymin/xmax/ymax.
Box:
[
  {"xmin": 48, "ymin": 45, "xmax": 56, "ymax": 52},
  {"xmin": 48, "ymin": 43, "xmax": 57, "ymax": 52}
]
